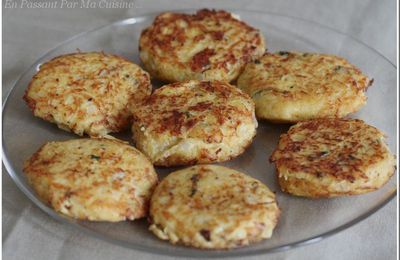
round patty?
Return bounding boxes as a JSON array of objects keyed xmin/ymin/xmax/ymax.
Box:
[
  {"xmin": 139, "ymin": 9, "xmax": 265, "ymax": 83},
  {"xmin": 132, "ymin": 80, "xmax": 257, "ymax": 166},
  {"xmin": 237, "ymin": 52, "xmax": 372, "ymax": 123},
  {"xmin": 149, "ymin": 165, "xmax": 280, "ymax": 249},
  {"xmin": 270, "ymin": 119, "xmax": 396, "ymax": 198},
  {"xmin": 23, "ymin": 138, "xmax": 158, "ymax": 221},
  {"xmin": 24, "ymin": 52, "xmax": 152, "ymax": 137}
]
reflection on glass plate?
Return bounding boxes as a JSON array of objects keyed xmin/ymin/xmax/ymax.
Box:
[{"xmin": 2, "ymin": 9, "xmax": 397, "ymax": 257}]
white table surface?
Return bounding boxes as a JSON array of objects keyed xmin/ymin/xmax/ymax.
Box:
[{"xmin": 2, "ymin": 0, "xmax": 397, "ymax": 259}]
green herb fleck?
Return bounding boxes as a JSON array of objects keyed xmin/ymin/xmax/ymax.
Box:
[
  {"xmin": 319, "ymin": 151, "xmax": 329, "ymax": 157},
  {"xmin": 252, "ymin": 89, "xmax": 266, "ymax": 98},
  {"xmin": 278, "ymin": 51, "xmax": 290, "ymax": 56},
  {"xmin": 334, "ymin": 66, "xmax": 343, "ymax": 72},
  {"xmin": 91, "ymin": 155, "xmax": 101, "ymax": 160},
  {"xmin": 348, "ymin": 154, "xmax": 356, "ymax": 160},
  {"xmin": 185, "ymin": 111, "xmax": 192, "ymax": 117},
  {"xmin": 190, "ymin": 174, "xmax": 200, "ymax": 197}
]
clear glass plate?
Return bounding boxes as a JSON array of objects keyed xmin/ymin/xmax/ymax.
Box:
[{"xmin": 2, "ymin": 9, "xmax": 397, "ymax": 257}]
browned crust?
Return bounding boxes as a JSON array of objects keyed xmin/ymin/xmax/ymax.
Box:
[
  {"xmin": 149, "ymin": 165, "xmax": 280, "ymax": 249},
  {"xmin": 270, "ymin": 119, "xmax": 390, "ymax": 182},
  {"xmin": 238, "ymin": 51, "xmax": 372, "ymax": 122},
  {"xmin": 132, "ymin": 80, "xmax": 257, "ymax": 166},
  {"xmin": 23, "ymin": 138, "xmax": 158, "ymax": 221},
  {"xmin": 191, "ymin": 48, "xmax": 216, "ymax": 72},
  {"xmin": 139, "ymin": 9, "xmax": 265, "ymax": 82},
  {"xmin": 135, "ymin": 80, "xmax": 253, "ymax": 137},
  {"xmin": 23, "ymin": 51, "xmax": 151, "ymax": 136}
]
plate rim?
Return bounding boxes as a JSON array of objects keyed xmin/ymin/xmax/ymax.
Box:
[{"xmin": 2, "ymin": 8, "xmax": 398, "ymax": 258}]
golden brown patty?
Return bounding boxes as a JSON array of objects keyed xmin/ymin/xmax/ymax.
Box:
[
  {"xmin": 270, "ymin": 119, "xmax": 396, "ymax": 198},
  {"xmin": 24, "ymin": 52, "xmax": 151, "ymax": 137},
  {"xmin": 23, "ymin": 138, "xmax": 158, "ymax": 221},
  {"xmin": 237, "ymin": 52, "xmax": 372, "ymax": 123},
  {"xmin": 139, "ymin": 9, "xmax": 265, "ymax": 82},
  {"xmin": 149, "ymin": 165, "xmax": 280, "ymax": 249},
  {"xmin": 132, "ymin": 80, "xmax": 257, "ymax": 166}
]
